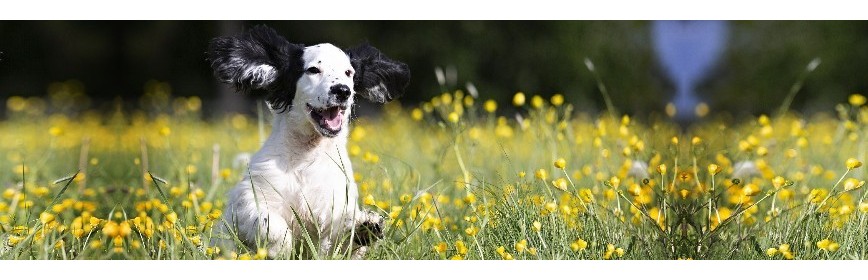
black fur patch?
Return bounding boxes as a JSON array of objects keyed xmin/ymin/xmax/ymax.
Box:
[
  {"xmin": 207, "ymin": 25, "xmax": 305, "ymax": 112},
  {"xmin": 345, "ymin": 44, "xmax": 411, "ymax": 103},
  {"xmin": 353, "ymin": 219, "xmax": 384, "ymax": 246}
]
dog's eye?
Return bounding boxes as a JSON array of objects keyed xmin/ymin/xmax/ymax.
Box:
[
  {"xmin": 306, "ymin": 67, "xmax": 321, "ymax": 74},
  {"xmin": 345, "ymin": 70, "xmax": 353, "ymax": 77}
]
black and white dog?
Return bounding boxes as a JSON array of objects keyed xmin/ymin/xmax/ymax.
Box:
[{"xmin": 207, "ymin": 25, "xmax": 410, "ymax": 259}]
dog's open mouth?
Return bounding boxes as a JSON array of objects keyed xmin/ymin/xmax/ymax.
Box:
[{"xmin": 307, "ymin": 103, "xmax": 347, "ymax": 137}]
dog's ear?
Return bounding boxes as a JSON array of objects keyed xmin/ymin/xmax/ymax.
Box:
[
  {"xmin": 208, "ymin": 25, "xmax": 305, "ymax": 112},
  {"xmin": 345, "ymin": 44, "xmax": 411, "ymax": 103}
]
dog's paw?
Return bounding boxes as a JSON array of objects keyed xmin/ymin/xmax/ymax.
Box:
[{"xmin": 353, "ymin": 211, "xmax": 384, "ymax": 246}]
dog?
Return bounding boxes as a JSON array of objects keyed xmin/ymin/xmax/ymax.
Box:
[{"xmin": 206, "ymin": 25, "xmax": 410, "ymax": 259}]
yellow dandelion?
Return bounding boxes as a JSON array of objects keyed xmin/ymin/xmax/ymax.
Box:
[
  {"xmin": 514, "ymin": 239, "xmax": 528, "ymax": 253},
  {"xmin": 846, "ymin": 158, "xmax": 862, "ymax": 170},
  {"xmin": 411, "ymin": 108, "xmax": 424, "ymax": 121},
  {"xmin": 550, "ymin": 94, "xmax": 564, "ymax": 107},
  {"xmin": 484, "ymin": 100, "xmax": 497, "ymax": 113},
  {"xmin": 447, "ymin": 112, "xmax": 460, "ymax": 123},
  {"xmin": 455, "ymin": 240, "xmax": 468, "ymax": 255},
  {"xmin": 608, "ymin": 176, "xmax": 621, "ymax": 188},
  {"xmin": 512, "ymin": 92, "xmax": 526, "ymax": 107},
  {"xmin": 849, "ymin": 93, "xmax": 866, "ymax": 106},
  {"xmin": 551, "ymin": 178, "xmax": 568, "ymax": 192},
  {"xmin": 570, "ymin": 238, "xmax": 588, "ymax": 252},
  {"xmin": 657, "ymin": 164, "xmax": 667, "ymax": 175},
  {"xmin": 534, "ymin": 169, "xmax": 548, "ymax": 181},
  {"xmin": 433, "ymin": 242, "xmax": 448, "ymax": 254},
  {"xmin": 843, "ymin": 178, "xmax": 865, "ymax": 191},
  {"xmin": 708, "ymin": 164, "xmax": 721, "ymax": 176},
  {"xmin": 554, "ymin": 158, "xmax": 567, "ymax": 169},
  {"xmin": 772, "ymin": 176, "xmax": 786, "ymax": 190},
  {"xmin": 530, "ymin": 95, "xmax": 544, "ymax": 109},
  {"xmin": 39, "ymin": 212, "xmax": 55, "ymax": 224},
  {"xmin": 532, "ymin": 221, "xmax": 542, "ymax": 232},
  {"xmin": 464, "ymin": 226, "xmax": 479, "ymax": 237}
]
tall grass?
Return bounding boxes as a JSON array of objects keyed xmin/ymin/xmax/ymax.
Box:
[{"xmin": 1, "ymin": 80, "xmax": 867, "ymax": 259}]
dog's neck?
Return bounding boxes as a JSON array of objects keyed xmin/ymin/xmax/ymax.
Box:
[{"xmin": 253, "ymin": 107, "xmax": 348, "ymax": 172}]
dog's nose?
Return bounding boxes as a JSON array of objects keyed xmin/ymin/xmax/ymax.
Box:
[{"xmin": 330, "ymin": 84, "xmax": 351, "ymax": 101}]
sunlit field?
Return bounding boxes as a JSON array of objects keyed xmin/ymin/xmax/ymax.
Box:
[{"xmin": 2, "ymin": 80, "xmax": 868, "ymax": 260}]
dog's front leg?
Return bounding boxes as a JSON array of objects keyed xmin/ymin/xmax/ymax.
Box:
[
  {"xmin": 350, "ymin": 209, "xmax": 384, "ymax": 259},
  {"xmin": 238, "ymin": 211, "xmax": 295, "ymax": 259}
]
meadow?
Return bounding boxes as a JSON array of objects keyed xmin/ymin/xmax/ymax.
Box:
[{"xmin": 1, "ymin": 80, "xmax": 867, "ymax": 260}]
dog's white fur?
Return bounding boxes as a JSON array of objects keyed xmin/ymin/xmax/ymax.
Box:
[{"xmin": 213, "ymin": 44, "xmax": 380, "ymax": 259}]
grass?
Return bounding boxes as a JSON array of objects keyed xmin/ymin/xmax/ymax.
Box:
[{"xmin": 1, "ymin": 81, "xmax": 868, "ymax": 260}]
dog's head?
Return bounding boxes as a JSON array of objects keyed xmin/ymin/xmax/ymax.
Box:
[{"xmin": 208, "ymin": 25, "xmax": 410, "ymax": 138}]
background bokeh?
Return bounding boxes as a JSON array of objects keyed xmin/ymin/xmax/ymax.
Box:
[{"xmin": 1, "ymin": 21, "xmax": 867, "ymax": 119}]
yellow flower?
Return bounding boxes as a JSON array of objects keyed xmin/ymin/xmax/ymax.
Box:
[
  {"xmin": 7, "ymin": 235, "xmax": 25, "ymax": 246},
  {"xmin": 657, "ymin": 164, "xmax": 667, "ymax": 175},
  {"xmin": 772, "ymin": 176, "xmax": 786, "ymax": 189},
  {"xmin": 554, "ymin": 158, "xmax": 566, "ymax": 169},
  {"xmin": 843, "ymin": 178, "xmax": 865, "ymax": 191},
  {"xmin": 518, "ymin": 171, "xmax": 526, "ymax": 179},
  {"xmin": 816, "ymin": 239, "xmax": 830, "ymax": 250},
  {"xmin": 708, "ymin": 164, "xmax": 721, "ymax": 176},
  {"xmin": 118, "ymin": 221, "xmax": 132, "ymax": 237},
  {"xmin": 185, "ymin": 164, "xmax": 198, "ymax": 174},
  {"xmin": 846, "ymin": 158, "xmax": 863, "ymax": 170},
  {"xmin": 535, "ymin": 169, "xmax": 548, "ymax": 181},
  {"xmin": 570, "ymin": 238, "xmax": 588, "ymax": 252},
  {"xmin": 532, "ymin": 221, "xmax": 542, "ymax": 232},
  {"xmin": 544, "ymin": 202, "xmax": 557, "ymax": 214},
  {"xmin": 496, "ymin": 246, "xmax": 506, "ymax": 256},
  {"xmin": 447, "ymin": 112, "xmax": 460, "ymax": 123},
  {"xmin": 512, "ymin": 92, "xmax": 526, "ymax": 107},
  {"xmin": 255, "ymin": 248, "xmax": 268, "ymax": 260},
  {"xmin": 550, "ymin": 94, "xmax": 564, "ymax": 107},
  {"xmin": 411, "ymin": 108, "xmax": 424, "ymax": 121},
  {"xmin": 219, "ymin": 168, "xmax": 232, "ymax": 179},
  {"xmin": 531, "ymin": 95, "xmax": 544, "ymax": 109},
  {"xmin": 766, "ymin": 247, "xmax": 778, "ymax": 257},
  {"xmin": 551, "ymin": 178, "xmax": 568, "ymax": 192},
  {"xmin": 433, "ymin": 242, "xmax": 447, "ymax": 254},
  {"xmin": 464, "ymin": 226, "xmax": 479, "ymax": 236},
  {"xmin": 102, "ymin": 221, "xmax": 119, "ymax": 238},
  {"xmin": 828, "ymin": 242, "xmax": 840, "ymax": 252},
  {"xmin": 514, "ymin": 239, "xmax": 528, "ymax": 253},
  {"xmin": 849, "ymin": 93, "xmax": 866, "ymax": 106},
  {"xmin": 455, "ymin": 240, "xmax": 468, "ymax": 255},
  {"xmin": 363, "ymin": 194, "xmax": 376, "ymax": 206},
  {"xmin": 808, "ymin": 189, "xmax": 828, "ymax": 204},
  {"xmin": 165, "ymin": 212, "xmax": 178, "ymax": 224},
  {"xmin": 39, "ymin": 212, "xmax": 55, "ymax": 224},
  {"xmin": 159, "ymin": 126, "xmax": 171, "ymax": 136},
  {"xmin": 609, "ymin": 176, "xmax": 621, "ymax": 188},
  {"xmin": 49, "ymin": 126, "xmax": 64, "ymax": 137},
  {"xmin": 859, "ymin": 202, "xmax": 868, "ymax": 213},
  {"xmin": 484, "ymin": 100, "xmax": 497, "ymax": 113}
]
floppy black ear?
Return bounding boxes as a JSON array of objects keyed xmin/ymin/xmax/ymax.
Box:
[
  {"xmin": 346, "ymin": 44, "xmax": 411, "ymax": 103},
  {"xmin": 208, "ymin": 25, "xmax": 305, "ymax": 111}
]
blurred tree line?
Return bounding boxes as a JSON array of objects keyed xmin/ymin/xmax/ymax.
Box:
[{"xmin": 0, "ymin": 21, "xmax": 866, "ymax": 119}]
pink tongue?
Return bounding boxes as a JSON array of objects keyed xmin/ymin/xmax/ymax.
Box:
[{"xmin": 322, "ymin": 108, "xmax": 343, "ymax": 130}]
